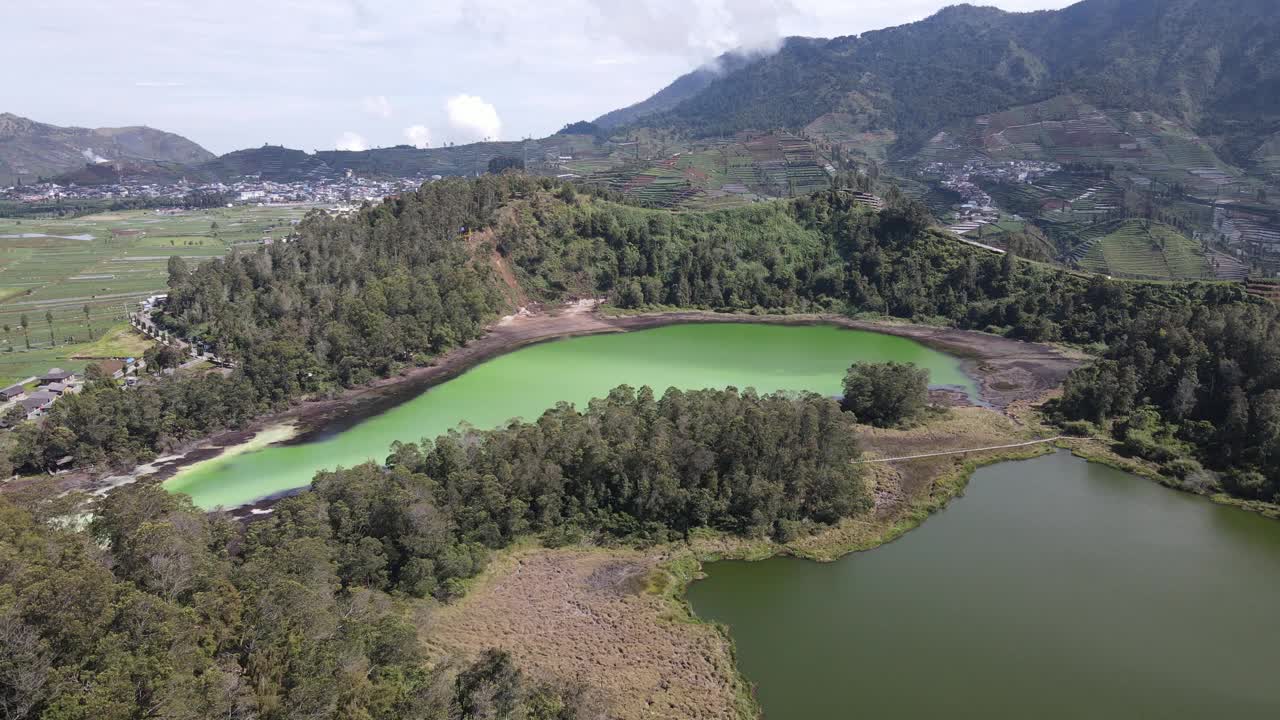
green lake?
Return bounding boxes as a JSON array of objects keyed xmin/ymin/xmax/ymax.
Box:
[
  {"xmin": 165, "ymin": 322, "xmax": 973, "ymax": 509},
  {"xmin": 687, "ymin": 451, "xmax": 1280, "ymax": 719}
]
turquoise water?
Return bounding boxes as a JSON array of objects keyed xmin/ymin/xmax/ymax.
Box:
[{"xmin": 165, "ymin": 322, "xmax": 973, "ymax": 509}]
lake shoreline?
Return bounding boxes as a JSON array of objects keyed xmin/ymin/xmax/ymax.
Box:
[
  {"xmin": 25, "ymin": 305, "xmax": 1081, "ymax": 505},
  {"xmin": 684, "ymin": 447, "xmax": 1280, "ymax": 718},
  {"xmin": 427, "ymin": 409, "xmax": 1075, "ymax": 720}
]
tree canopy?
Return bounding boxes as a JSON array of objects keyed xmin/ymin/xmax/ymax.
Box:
[
  {"xmin": 842, "ymin": 362, "xmax": 930, "ymax": 427},
  {"xmin": 0, "ymin": 485, "xmax": 592, "ymax": 720}
]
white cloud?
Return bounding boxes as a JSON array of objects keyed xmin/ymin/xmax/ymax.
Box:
[
  {"xmin": 446, "ymin": 94, "xmax": 502, "ymax": 142},
  {"xmin": 361, "ymin": 95, "xmax": 393, "ymax": 118},
  {"xmin": 403, "ymin": 124, "xmax": 431, "ymax": 148},
  {"xmin": 583, "ymin": 0, "xmax": 796, "ymax": 60},
  {"xmin": 2, "ymin": 0, "xmax": 1076, "ymax": 153},
  {"xmin": 335, "ymin": 131, "xmax": 368, "ymax": 151},
  {"xmin": 593, "ymin": 55, "xmax": 639, "ymax": 66}
]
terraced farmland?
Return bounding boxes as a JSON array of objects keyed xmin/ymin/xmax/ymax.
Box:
[
  {"xmin": 581, "ymin": 132, "xmax": 832, "ymax": 209},
  {"xmin": 1075, "ymin": 220, "xmax": 1211, "ymax": 280},
  {"xmin": 917, "ymin": 94, "xmax": 1246, "ymax": 199},
  {"xmin": 0, "ymin": 205, "xmax": 309, "ymax": 382},
  {"xmin": 1251, "ymin": 132, "xmax": 1280, "ymax": 180},
  {"xmin": 619, "ymin": 165, "xmax": 697, "ymax": 208}
]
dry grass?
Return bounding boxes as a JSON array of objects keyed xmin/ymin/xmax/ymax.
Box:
[
  {"xmin": 855, "ymin": 407, "xmax": 1032, "ymax": 494},
  {"xmin": 68, "ymin": 323, "xmax": 153, "ymax": 359},
  {"xmin": 421, "ymin": 546, "xmax": 754, "ymax": 720}
]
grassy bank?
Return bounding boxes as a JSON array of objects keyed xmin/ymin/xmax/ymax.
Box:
[{"xmin": 1059, "ymin": 434, "xmax": 1280, "ymax": 520}]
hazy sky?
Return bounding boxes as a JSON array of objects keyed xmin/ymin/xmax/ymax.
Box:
[{"xmin": 3, "ymin": 1, "xmax": 1072, "ymax": 154}]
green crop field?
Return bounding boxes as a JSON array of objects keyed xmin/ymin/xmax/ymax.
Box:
[
  {"xmin": 1075, "ymin": 219, "xmax": 1211, "ymax": 280},
  {"xmin": 0, "ymin": 324, "xmax": 153, "ymax": 386},
  {"xmin": 0, "ymin": 205, "xmax": 312, "ymax": 383}
]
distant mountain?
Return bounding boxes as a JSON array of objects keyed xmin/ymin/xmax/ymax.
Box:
[
  {"xmin": 620, "ymin": 0, "xmax": 1280, "ymax": 165},
  {"xmin": 0, "ymin": 113, "xmax": 213, "ymax": 185},
  {"xmin": 58, "ymin": 131, "xmax": 608, "ymax": 186},
  {"xmin": 593, "ymin": 51, "xmax": 757, "ymax": 129}
]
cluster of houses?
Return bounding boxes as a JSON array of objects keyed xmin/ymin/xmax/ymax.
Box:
[
  {"xmin": 1, "ymin": 359, "xmax": 140, "ymax": 425},
  {"xmin": 1, "ymin": 174, "xmax": 435, "ymax": 207},
  {"xmin": 1, "ymin": 368, "xmax": 78, "ymax": 423}
]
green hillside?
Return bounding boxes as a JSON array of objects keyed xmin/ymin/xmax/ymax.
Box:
[{"xmin": 1075, "ymin": 220, "xmax": 1211, "ymax": 280}]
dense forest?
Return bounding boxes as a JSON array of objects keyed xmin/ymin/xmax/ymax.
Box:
[
  {"xmin": 497, "ymin": 181, "xmax": 1246, "ymax": 348},
  {"xmin": 842, "ymin": 362, "xmax": 930, "ymax": 428},
  {"xmin": 314, "ymin": 384, "xmax": 864, "ymax": 601},
  {"xmin": 4, "ymin": 175, "xmax": 1275, "ymax": 505},
  {"xmin": 0, "ymin": 486, "xmax": 592, "ymax": 720},
  {"xmin": 0, "ymin": 384, "xmax": 862, "ymax": 718},
  {"xmin": 161, "ymin": 177, "xmax": 519, "ymax": 384},
  {"xmin": 1054, "ymin": 303, "xmax": 1280, "ymax": 502}
]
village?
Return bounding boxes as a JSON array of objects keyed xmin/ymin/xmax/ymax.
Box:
[
  {"xmin": 0, "ymin": 359, "xmax": 140, "ymax": 427},
  {"xmin": 0, "ymin": 291, "xmax": 227, "ymax": 429},
  {"xmin": 917, "ymin": 159, "xmax": 1063, "ymax": 234},
  {"xmin": 0, "ymin": 172, "xmax": 435, "ymax": 207}
]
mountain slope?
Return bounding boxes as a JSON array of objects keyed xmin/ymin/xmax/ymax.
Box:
[
  {"xmin": 594, "ymin": 51, "xmax": 756, "ymax": 129},
  {"xmin": 0, "ymin": 113, "xmax": 213, "ymax": 184},
  {"xmin": 627, "ymin": 0, "xmax": 1280, "ymax": 163}
]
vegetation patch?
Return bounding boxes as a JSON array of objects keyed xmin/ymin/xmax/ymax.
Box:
[{"xmin": 423, "ymin": 547, "xmax": 755, "ymax": 720}]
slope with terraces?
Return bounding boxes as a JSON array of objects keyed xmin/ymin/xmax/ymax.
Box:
[{"xmin": 1074, "ymin": 219, "xmax": 1213, "ymax": 280}]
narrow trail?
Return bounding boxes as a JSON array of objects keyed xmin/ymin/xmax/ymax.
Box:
[{"xmin": 855, "ymin": 436, "xmax": 1088, "ymax": 464}]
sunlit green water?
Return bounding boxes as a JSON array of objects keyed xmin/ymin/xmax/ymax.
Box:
[
  {"xmin": 688, "ymin": 452, "xmax": 1280, "ymax": 719},
  {"xmin": 165, "ymin": 322, "xmax": 973, "ymax": 509}
]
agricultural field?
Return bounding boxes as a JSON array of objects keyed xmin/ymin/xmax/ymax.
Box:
[
  {"xmin": 1253, "ymin": 132, "xmax": 1280, "ymax": 183},
  {"xmin": 580, "ymin": 132, "xmax": 833, "ymax": 209},
  {"xmin": 1074, "ymin": 219, "xmax": 1212, "ymax": 280},
  {"xmin": 915, "ymin": 94, "xmax": 1245, "ymax": 198},
  {"xmin": 0, "ymin": 204, "xmax": 311, "ymax": 383},
  {"xmin": 0, "ymin": 325, "xmax": 153, "ymax": 387}
]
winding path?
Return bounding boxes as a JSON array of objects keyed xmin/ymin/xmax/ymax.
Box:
[{"xmin": 854, "ymin": 436, "xmax": 1086, "ymax": 464}]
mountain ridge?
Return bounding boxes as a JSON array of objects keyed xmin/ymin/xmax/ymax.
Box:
[
  {"xmin": 593, "ymin": 50, "xmax": 759, "ymax": 129},
  {"xmin": 620, "ymin": 0, "xmax": 1280, "ymax": 165},
  {"xmin": 0, "ymin": 112, "xmax": 213, "ymax": 185}
]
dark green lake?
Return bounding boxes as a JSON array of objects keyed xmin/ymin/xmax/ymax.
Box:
[{"xmin": 687, "ymin": 451, "xmax": 1280, "ymax": 718}]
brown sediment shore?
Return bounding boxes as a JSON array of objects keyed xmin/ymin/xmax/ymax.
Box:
[{"xmin": 15, "ymin": 304, "xmax": 1083, "ymax": 500}]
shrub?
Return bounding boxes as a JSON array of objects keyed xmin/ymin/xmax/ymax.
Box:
[{"xmin": 1060, "ymin": 420, "xmax": 1094, "ymax": 437}]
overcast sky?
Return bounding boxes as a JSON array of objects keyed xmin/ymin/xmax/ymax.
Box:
[{"xmin": 3, "ymin": 0, "xmax": 1072, "ymax": 154}]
